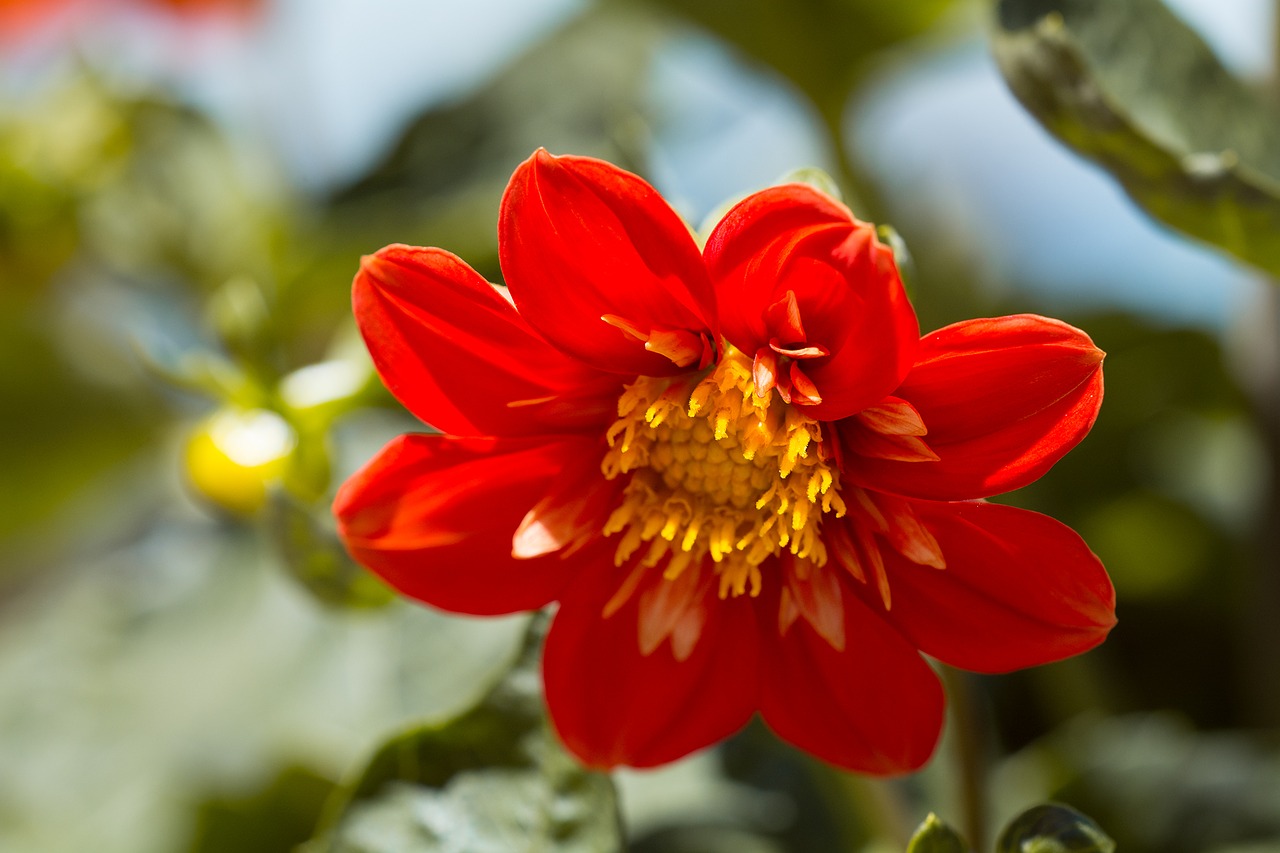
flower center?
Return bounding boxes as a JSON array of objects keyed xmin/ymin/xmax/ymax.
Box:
[{"xmin": 600, "ymin": 346, "xmax": 846, "ymax": 598}]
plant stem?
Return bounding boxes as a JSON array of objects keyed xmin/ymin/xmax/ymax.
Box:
[
  {"xmin": 942, "ymin": 665, "xmax": 988, "ymax": 852},
  {"xmin": 822, "ymin": 763, "xmax": 916, "ymax": 850},
  {"xmin": 820, "ymin": 101, "xmax": 887, "ymax": 222}
]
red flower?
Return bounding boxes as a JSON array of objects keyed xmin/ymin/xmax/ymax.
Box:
[
  {"xmin": 0, "ymin": 0, "xmax": 259, "ymax": 42},
  {"xmin": 334, "ymin": 150, "xmax": 1115, "ymax": 774}
]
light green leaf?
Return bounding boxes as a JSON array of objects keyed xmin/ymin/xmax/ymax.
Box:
[
  {"xmin": 907, "ymin": 813, "xmax": 970, "ymax": 853},
  {"xmin": 992, "ymin": 0, "xmax": 1280, "ymax": 277},
  {"xmin": 778, "ymin": 166, "xmax": 845, "ymax": 201},
  {"xmin": 309, "ymin": 616, "xmax": 623, "ymax": 853},
  {"xmin": 996, "ymin": 804, "xmax": 1115, "ymax": 853}
]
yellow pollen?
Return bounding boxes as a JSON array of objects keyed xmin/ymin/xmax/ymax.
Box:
[{"xmin": 600, "ymin": 346, "xmax": 846, "ymax": 598}]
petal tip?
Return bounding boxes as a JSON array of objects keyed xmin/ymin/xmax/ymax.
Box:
[
  {"xmin": 355, "ymin": 244, "xmax": 442, "ymax": 292},
  {"xmin": 524, "ymin": 147, "xmax": 563, "ymax": 178}
]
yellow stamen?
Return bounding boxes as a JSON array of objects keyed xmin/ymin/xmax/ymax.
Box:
[{"xmin": 600, "ymin": 346, "xmax": 846, "ymax": 599}]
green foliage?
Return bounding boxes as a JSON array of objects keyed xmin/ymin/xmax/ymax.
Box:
[
  {"xmin": 1011, "ymin": 314, "xmax": 1251, "ymax": 610},
  {"xmin": 905, "ymin": 807, "xmax": 1113, "ymax": 853},
  {"xmin": 308, "ymin": 616, "xmax": 623, "ymax": 853},
  {"xmin": 992, "ymin": 0, "xmax": 1280, "ymax": 277},
  {"xmin": 328, "ymin": 4, "xmax": 663, "ymax": 279},
  {"xmin": 6, "ymin": 2, "xmax": 1280, "ymax": 851},
  {"xmin": 267, "ymin": 491, "xmax": 394, "ymax": 610},
  {"xmin": 0, "ymin": 318, "xmax": 158, "ymax": 551},
  {"xmin": 636, "ymin": 0, "xmax": 956, "ymax": 124},
  {"xmin": 186, "ymin": 766, "xmax": 337, "ymax": 853},
  {"xmin": 1004, "ymin": 714, "xmax": 1280, "ymax": 853},
  {"xmin": 996, "ymin": 805, "xmax": 1115, "ymax": 853},
  {"xmin": 909, "ymin": 813, "xmax": 970, "ymax": 853}
]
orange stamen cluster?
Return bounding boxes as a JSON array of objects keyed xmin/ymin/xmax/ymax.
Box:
[{"xmin": 601, "ymin": 347, "xmax": 846, "ymax": 599}]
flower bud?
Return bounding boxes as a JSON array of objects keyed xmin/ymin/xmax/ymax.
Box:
[{"xmin": 184, "ymin": 407, "xmax": 295, "ymax": 516}]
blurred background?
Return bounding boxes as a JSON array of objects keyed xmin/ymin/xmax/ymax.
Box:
[{"xmin": 3, "ymin": 0, "xmax": 1279, "ymax": 851}]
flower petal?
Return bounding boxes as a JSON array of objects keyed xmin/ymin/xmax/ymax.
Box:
[
  {"xmin": 704, "ymin": 184, "xmax": 918, "ymax": 420},
  {"xmin": 848, "ymin": 315, "xmax": 1104, "ymax": 500},
  {"xmin": 544, "ymin": 562, "xmax": 759, "ymax": 768},
  {"xmin": 354, "ymin": 244, "xmax": 620, "ymax": 437},
  {"xmin": 499, "ymin": 150, "xmax": 719, "ymax": 376},
  {"xmin": 334, "ymin": 433, "xmax": 609, "ymax": 615},
  {"xmin": 869, "ymin": 500, "xmax": 1116, "ymax": 673},
  {"xmin": 759, "ymin": 580, "xmax": 944, "ymax": 774}
]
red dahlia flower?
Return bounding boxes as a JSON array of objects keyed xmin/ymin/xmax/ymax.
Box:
[{"xmin": 334, "ymin": 150, "xmax": 1115, "ymax": 774}]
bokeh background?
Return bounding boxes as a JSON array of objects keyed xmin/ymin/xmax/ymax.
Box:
[{"xmin": 3, "ymin": 0, "xmax": 1279, "ymax": 851}]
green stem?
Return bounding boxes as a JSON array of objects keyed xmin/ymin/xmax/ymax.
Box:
[
  {"xmin": 819, "ymin": 99, "xmax": 885, "ymax": 221},
  {"xmin": 822, "ymin": 763, "xmax": 916, "ymax": 850},
  {"xmin": 942, "ymin": 666, "xmax": 988, "ymax": 852}
]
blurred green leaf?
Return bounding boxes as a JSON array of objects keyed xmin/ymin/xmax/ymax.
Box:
[
  {"xmin": 0, "ymin": 157, "xmax": 78, "ymax": 302},
  {"xmin": 630, "ymin": 825, "xmax": 786, "ymax": 852},
  {"xmin": 992, "ymin": 0, "xmax": 1280, "ymax": 277},
  {"xmin": 778, "ymin": 166, "xmax": 845, "ymax": 201},
  {"xmin": 328, "ymin": 4, "xmax": 662, "ymax": 255},
  {"xmin": 309, "ymin": 616, "xmax": 622, "ymax": 853},
  {"xmin": 267, "ymin": 491, "xmax": 393, "ymax": 610},
  {"xmin": 0, "ymin": 501, "xmax": 528, "ymax": 853},
  {"xmin": 186, "ymin": 765, "xmax": 337, "ymax": 853},
  {"xmin": 908, "ymin": 813, "xmax": 970, "ymax": 853},
  {"xmin": 1004, "ymin": 715, "xmax": 1280, "ymax": 853},
  {"xmin": 206, "ymin": 276, "xmax": 275, "ymax": 372},
  {"xmin": 0, "ymin": 318, "xmax": 158, "ymax": 553},
  {"xmin": 997, "ymin": 804, "xmax": 1114, "ymax": 853},
  {"xmin": 636, "ymin": 0, "xmax": 956, "ymax": 125},
  {"xmin": 281, "ymin": 3, "xmax": 666, "ymax": 360},
  {"xmin": 1077, "ymin": 492, "xmax": 1213, "ymax": 600},
  {"xmin": 85, "ymin": 96, "xmax": 281, "ymax": 291}
]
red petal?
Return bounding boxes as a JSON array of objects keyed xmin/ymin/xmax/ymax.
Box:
[
  {"xmin": 849, "ymin": 315, "xmax": 1104, "ymax": 500},
  {"xmin": 544, "ymin": 562, "xmax": 759, "ymax": 768},
  {"xmin": 334, "ymin": 433, "xmax": 609, "ymax": 615},
  {"xmin": 637, "ymin": 563, "xmax": 712, "ymax": 659},
  {"xmin": 704, "ymin": 184, "xmax": 918, "ymax": 420},
  {"xmin": 869, "ymin": 500, "xmax": 1116, "ymax": 673},
  {"xmin": 759, "ymin": 583, "xmax": 943, "ymax": 774},
  {"xmin": 499, "ymin": 150, "xmax": 719, "ymax": 377},
  {"xmin": 512, "ymin": 455, "xmax": 625, "ymax": 559},
  {"xmin": 355, "ymin": 245, "xmax": 620, "ymax": 436},
  {"xmin": 781, "ymin": 560, "xmax": 846, "ymax": 651}
]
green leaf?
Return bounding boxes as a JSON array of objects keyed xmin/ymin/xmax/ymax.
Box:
[
  {"xmin": 185, "ymin": 765, "xmax": 337, "ymax": 853},
  {"xmin": 996, "ymin": 804, "xmax": 1115, "ymax": 853},
  {"xmin": 266, "ymin": 491, "xmax": 394, "ymax": 610},
  {"xmin": 778, "ymin": 166, "xmax": 845, "ymax": 201},
  {"xmin": 992, "ymin": 0, "xmax": 1280, "ymax": 277},
  {"xmin": 907, "ymin": 813, "xmax": 970, "ymax": 853},
  {"xmin": 308, "ymin": 615, "xmax": 623, "ymax": 853},
  {"xmin": 0, "ymin": 314, "xmax": 159, "ymax": 555},
  {"xmin": 637, "ymin": 0, "xmax": 956, "ymax": 123}
]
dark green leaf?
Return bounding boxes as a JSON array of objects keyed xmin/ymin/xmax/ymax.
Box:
[
  {"xmin": 631, "ymin": 825, "xmax": 786, "ymax": 853},
  {"xmin": 636, "ymin": 0, "xmax": 955, "ymax": 123},
  {"xmin": 308, "ymin": 615, "xmax": 623, "ymax": 853},
  {"xmin": 996, "ymin": 804, "xmax": 1115, "ymax": 853},
  {"xmin": 908, "ymin": 813, "xmax": 970, "ymax": 853},
  {"xmin": 185, "ymin": 765, "xmax": 337, "ymax": 853},
  {"xmin": 992, "ymin": 0, "xmax": 1280, "ymax": 277}
]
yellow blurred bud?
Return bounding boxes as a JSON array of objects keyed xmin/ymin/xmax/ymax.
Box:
[{"xmin": 184, "ymin": 408, "xmax": 297, "ymax": 516}]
